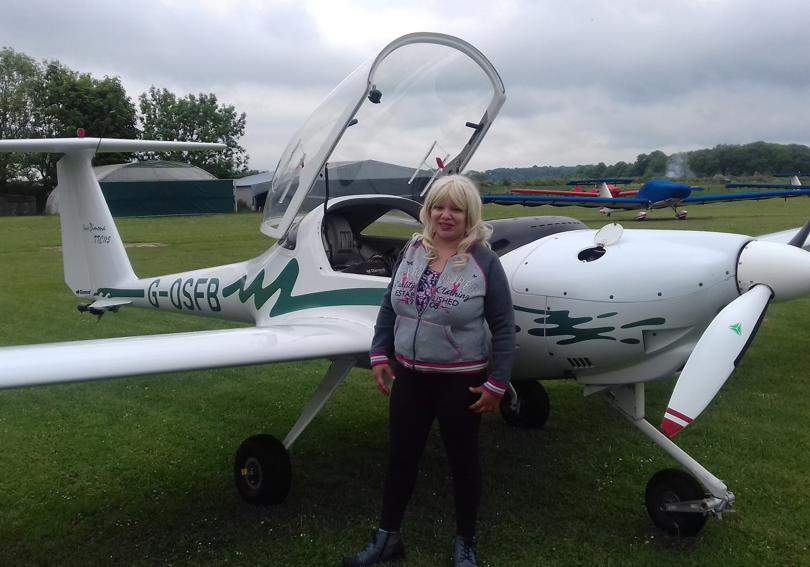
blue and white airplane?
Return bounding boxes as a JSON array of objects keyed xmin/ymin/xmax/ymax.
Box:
[{"xmin": 484, "ymin": 177, "xmax": 810, "ymax": 220}]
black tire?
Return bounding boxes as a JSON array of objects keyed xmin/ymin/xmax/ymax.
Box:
[
  {"xmin": 645, "ymin": 468, "xmax": 708, "ymax": 536},
  {"xmin": 499, "ymin": 381, "xmax": 550, "ymax": 429},
  {"xmin": 234, "ymin": 434, "xmax": 292, "ymax": 505}
]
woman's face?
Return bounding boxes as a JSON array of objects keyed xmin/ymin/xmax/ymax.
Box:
[{"xmin": 430, "ymin": 198, "xmax": 467, "ymax": 244}]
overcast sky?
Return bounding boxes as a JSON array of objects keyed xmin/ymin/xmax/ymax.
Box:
[{"xmin": 2, "ymin": 0, "xmax": 809, "ymax": 172}]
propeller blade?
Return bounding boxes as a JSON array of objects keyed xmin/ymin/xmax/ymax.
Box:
[{"xmin": 661, "ymin": 284, "xmax": 772, "ymax": 437}]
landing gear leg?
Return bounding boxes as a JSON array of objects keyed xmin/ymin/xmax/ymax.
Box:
[
  {"xmin": 234, "ymin": 357, "xmax": 357, "ymax": 505},
  {"xmin": 596, "ymin": 383, "xmax": 734, "ymax": 535},
  {"xmin": 672, "ymin": 206, "xmax": 688, "ymax": 220}
]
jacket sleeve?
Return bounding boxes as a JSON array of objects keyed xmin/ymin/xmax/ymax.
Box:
[
  {"xmin": 482, "ymin": 248, "xmax": 515, "ymax": 397},
  {"xmin": 369, "ymin": 241, "xmax": 410, "ymax": 366}
]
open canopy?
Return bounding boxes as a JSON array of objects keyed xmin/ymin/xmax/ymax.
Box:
[{"xmin": 260, "ymin": 32, "xmax": 505, "ymax": 239}]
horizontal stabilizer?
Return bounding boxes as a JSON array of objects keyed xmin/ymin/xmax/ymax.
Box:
[
  {"xmin": 0, "ymin": 137, "xmax": 225, "ymax": 154},
  {"xmin": 87, "ymin": 298, "xmax": 132, "ymax": 309},
  {"xmin": 0, "ymin": 316, "xmax": 374, "ymax": 389}
]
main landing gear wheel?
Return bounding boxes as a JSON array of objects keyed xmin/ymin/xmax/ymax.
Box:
[
  {"xmin": 499, "ymin": 381, "xmax": 550, "ymax": 429},
  {"xmin": 234, "ymin": 434, "xmax": 291, "ymax": 505},
  {"xmin": 645, "ymin": 468, "xmax": 708, "ymax": 536}
]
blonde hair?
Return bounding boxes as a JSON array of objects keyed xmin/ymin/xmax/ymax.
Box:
[{"xmin": 416, "ymin": 174, "xmax": 492, "ymax": 267}]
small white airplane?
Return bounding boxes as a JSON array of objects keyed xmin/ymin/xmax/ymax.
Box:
[{"xmin": 2, "ymin": 32, "xmax": 810, "ymax": 538}]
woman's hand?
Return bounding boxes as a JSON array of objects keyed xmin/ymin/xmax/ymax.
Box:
[
  {"xmin": 373, "ymin": 363, "xmax": 395, "ymax": 396},
  {"xmin": 467, "ymin": 386, "xmax": 499, "ymax": 413}
]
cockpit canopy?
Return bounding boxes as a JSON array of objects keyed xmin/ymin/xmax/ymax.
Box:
[{"xmin": 261, "ymin": 33, "xmax": 505, "ymax": 239}]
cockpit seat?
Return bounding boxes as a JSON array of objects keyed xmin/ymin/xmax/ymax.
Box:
[{"xmin": 324, "ymin": 214, "xmax": 366, "ymax": 272}]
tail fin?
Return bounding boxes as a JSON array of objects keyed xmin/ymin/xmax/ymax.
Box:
[
  {"xmin": 0, "ymin": 137, "xmax": 224, "ymax": 298},
  {"xmin": 56, "ymin": 150, "xmax": 135, "ymax": 296},
  {"xmin": 598, "ymin": 182, "xmax": 614, "ymax": 199}
]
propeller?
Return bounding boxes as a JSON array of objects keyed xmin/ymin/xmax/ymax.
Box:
[
  {"xmin": 661, "ymin": 238, "xmax": 810, "ymax": 437},
  {"xmin": 661, "ymin": 284, "xmax": 772, "ymax": 437}
]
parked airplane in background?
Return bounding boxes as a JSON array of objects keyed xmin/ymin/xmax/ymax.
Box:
[
  {"xmin": 485, "ymin": 176, "xmax": 810, "ymax": 220},
  {"xmin": 3, "ymin": 33, "xmax": 810, "ymax": 538},
  {"xmin": 511, "ymin": 178, "xmax": 637, "ymax": 198}
]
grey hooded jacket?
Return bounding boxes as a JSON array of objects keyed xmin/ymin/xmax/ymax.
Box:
[{"xmin": 370, "ymin": 238, "xmax": 515, "ymax": 396}]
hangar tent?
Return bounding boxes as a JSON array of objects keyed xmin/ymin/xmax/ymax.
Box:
[
  {"xmin": 312, "ymin": 160, "xmax": 428, "ymax": 200},
  {"xmin": 233, "ymin": 170, "xmax": 274, "ymax": 211},
  {"xmin": 46, "ymin": 161, "xmax": 234, "ymax": 217},
  {"xmin": 274, "ymin": 159, "xmax": 429, "ymax": 214}
]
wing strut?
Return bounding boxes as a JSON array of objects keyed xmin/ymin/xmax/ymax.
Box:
[{"xmin": 282, "ymin": 356, "xmax": 358, "ymax": 449}]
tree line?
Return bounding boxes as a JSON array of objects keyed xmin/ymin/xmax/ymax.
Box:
[
  {"xmin": 481, "ymin": 142, "xmax": 810, "ymax": 183},
  {"xmin": 0, "ymin": 47, "xmax": 249, "ymax": 197}
]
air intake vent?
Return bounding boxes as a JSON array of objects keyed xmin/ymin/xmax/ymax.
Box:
[{"xmin": 567, "ymin": 357, "xmax": 593, "ymax": 368}]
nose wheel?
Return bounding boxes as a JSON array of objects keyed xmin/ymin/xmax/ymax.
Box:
[
  {"xmin": 234, "ymin": 434, "xmax": 292, "ymax": 505},
  {"xmin": 499, "ymin": 380, "xmax": 550, "ymax": 429},
  {"xmin": 645, "ymin": 468, "xmax": 708, "ymax": 536}
]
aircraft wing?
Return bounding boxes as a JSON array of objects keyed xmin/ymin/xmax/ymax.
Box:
[
  {"xmin": 0, "ymin": 315, "xmax": 375, "ymax": 389},
  {"xmin": 725, "ymin": 182, "xmax": 801, "ymax": 189},
  {"xmin": 481, "ymin": 194, "xmax": 651, "ymax": 210},
  {"xmin": 511, "ymin": 188, "xmax": 600, "ymax": 196},
  {"xmin": 681, "ymin": 188, "xmax": 810, "ymax": 204},
  {"xmin": 0, "ymin": 137, "xmax": 225, "ymax": 154}
]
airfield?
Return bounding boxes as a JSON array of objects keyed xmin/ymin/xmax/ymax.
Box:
[{"xmin": 1, "ymin": 193, "xmax": 808, "ymax": 565}]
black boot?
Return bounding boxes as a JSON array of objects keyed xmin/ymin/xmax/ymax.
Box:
[
  {"xmin": 452, "ymin": 536, "xmax": 479, "ymax": 567},
  {"xmin": 343, "ymin": 529, "xmax": 405, "ymax": 566}
]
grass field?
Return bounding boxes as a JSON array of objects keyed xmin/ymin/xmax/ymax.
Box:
[{"xmin": 0, "ymin": 197, "xmax": 809, "ymax": 566}]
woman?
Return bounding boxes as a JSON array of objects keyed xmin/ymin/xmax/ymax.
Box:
[{"xmin": 344, "ymin": 175, "xmax": 515, "ymax": 567}]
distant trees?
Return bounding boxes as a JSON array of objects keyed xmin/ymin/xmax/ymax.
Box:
[
  {"xmin": 0, "ymin": 48, "xmax": 39, "ymax": 186},
  {"xmin": 29, "ymin": 62, "xmax": 139, "ymax": 190},
  {"xmin": 138, "ymin": 87, "xmax": 248, "ymax": 179},
  {"xmin": 484, "ymin": 143, "xmax": 810, "ymax": 183},
  {"xmin": 688, "ymin": 142, "xmax": 810, "ymax": 177},
  {"xmin": 0, "ymin": 47, "xmax": 250, "ymax": 195}
]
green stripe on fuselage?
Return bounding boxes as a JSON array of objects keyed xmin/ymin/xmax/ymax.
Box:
[{"xmin": 222, "ymin": 259, "xmax": 385, "ymax": 317}]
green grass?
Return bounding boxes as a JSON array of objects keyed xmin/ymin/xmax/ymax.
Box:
[{"xmin": 1, "ymin": 203, "xmax": 809, "ymax": 566}]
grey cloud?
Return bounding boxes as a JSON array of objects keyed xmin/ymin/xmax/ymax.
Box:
[{"xmin": 1, "ymin": 0, "xmax": 808, "ymax": 170}]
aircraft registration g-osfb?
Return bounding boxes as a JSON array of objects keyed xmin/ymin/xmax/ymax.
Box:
[{"xmin": 2, "ymin": 32, "xmax": 810, "ymax": 538}]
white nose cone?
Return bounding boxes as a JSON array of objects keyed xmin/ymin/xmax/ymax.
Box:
[{"xmin": 737, "ymin": 241, "xmax": 810, "ymax": 301}]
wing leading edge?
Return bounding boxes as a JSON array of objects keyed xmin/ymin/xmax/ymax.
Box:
[
  {"xmin": 481, "ymin": 194, "xmax": 652, "ymax": 209},
  {"xmin": 0, "ymin": 317, "xmax": 374, "ymax": 389}
]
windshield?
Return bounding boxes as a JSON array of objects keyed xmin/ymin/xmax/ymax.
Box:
[{"xmin": 261, "ymin": 33, "xmax": 505, "ymax": 239}]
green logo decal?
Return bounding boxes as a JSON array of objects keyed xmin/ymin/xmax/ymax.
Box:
[
  {"xmin": 222, "ymin": 259, "xmax": 385, "ymax": 317},
  {"xmin": 729, "ymin": 323, "xmax": 743, "ymax": 336},
  {"xmin": 515, "ymin": 305, "xmax": 666, "ymax": 345}
]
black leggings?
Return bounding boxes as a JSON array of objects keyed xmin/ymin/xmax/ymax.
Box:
[{"xmin": 379, "ymin": 365, "xmax": 485, "ymax": 540}]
